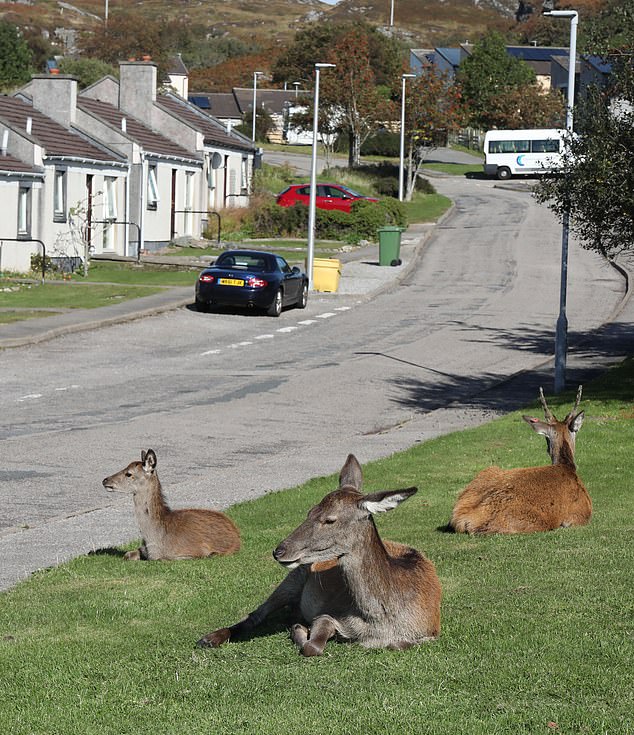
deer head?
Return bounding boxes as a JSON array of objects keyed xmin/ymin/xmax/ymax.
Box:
[
  {"xmin": 273, "ymin": 454, "xmax": 417, "ymax": 569},
  {"xmin": 522, "ymin": 386, "xmax": 584, "ymax": 466},
  {"xmin": 102, "ymin": 449, "xmax": 158, "ymax": 494}
]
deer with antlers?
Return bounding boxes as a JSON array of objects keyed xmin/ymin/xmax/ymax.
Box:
[
  {"xmin": 198, "ymin": 454, "xmax": 441, "ymax": 655},
  {"xmin": 449, "ymin": 386, "xmax": 592, "ymax": 535}
]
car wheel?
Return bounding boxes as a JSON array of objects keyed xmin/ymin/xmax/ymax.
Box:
[
  {"xmin": 195, "ymin": 298, "xmax": 208, "ymax": 313},
  {"xmin": 497, "ymin": 167, "xmax": 511, "ymax": 181},
  {"xmin": 297, "ymin": 281, "xmax": 308, "ymax": 309},
  {"xmin": 267, "ymin": 289, "xmax": 283, "ymax": 317}
]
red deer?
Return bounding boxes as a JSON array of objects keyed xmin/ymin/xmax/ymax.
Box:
[
  {"xmin": 198, "ymin": 454, "xmax": 441, "ymax": 656},
  {"xmin": 450, "ymin": 386, "xmax": 591, "ymax": 534},
  {"xmin": 102, "ymin": 449, "xmax": 240, "ymax": 560}
]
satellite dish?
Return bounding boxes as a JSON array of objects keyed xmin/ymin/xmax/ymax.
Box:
[{"xmin": 210, "ymin": 152, "xmax": 223, "ymax": 169}]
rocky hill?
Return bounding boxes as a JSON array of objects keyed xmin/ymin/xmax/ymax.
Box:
[{"xmin": 3, "ymin": 0, "xmax": 518, "ymax": 48}]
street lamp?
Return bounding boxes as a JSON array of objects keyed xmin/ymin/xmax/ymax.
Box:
[
  {"xmin": 389, "ymin": 0, "xmax": 395, "ymax": 27},
  {"xmin": 292, "ymin": 81, "xmax": 301, "ymax": 100},
  {"xmin": 399, "ymin": 73, "xmax": 416, "ymax": 202},
  {"xmin": 543, "ymin": 6, "xmax": 578, "ymax": 393},
  {"xmin": 307, "ymin": 62, "xmax": 335, "ymax": 290},
  {"xmin": 252, "ymin": 71, "xmax": 263, "ymax": 143}
]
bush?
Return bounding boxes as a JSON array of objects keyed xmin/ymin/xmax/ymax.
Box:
[{"xmin": 361, "ymin": 130, "xmax": 401, "ymax": 157}]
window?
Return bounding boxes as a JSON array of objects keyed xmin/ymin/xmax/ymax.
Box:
[
  {"xmin": 531, "ymin": 139, "xmax": 560, "ymax": 153},
  {"xmin": 17, "ymin": 186, "xmax": 31, "ymax": 237},
  {"xmin": 147, "ymin": 164, "xmax": 159, "ymax": 210},
  {"xmin": 54, "ymin": 168, "xmax": 67, "ymax": 222},
  {"xmin": 103, "ymin": 177, "xmax": 117, "ymax": 220},
  {"xmin": 102, "ymin": 177, "xmax": 117, "ymax": 251},
  {"xmin": 240, "ymin": 156, "xmax": 248, "ymax": 194},
  {"xmin": 488, "ymin": 139, "xmax": 530, "ymax": 154}
]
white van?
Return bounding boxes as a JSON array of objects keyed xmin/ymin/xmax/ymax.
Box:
[{"xmin": 483, "ymin": 128, "xmax": 565, "ymax": 180}]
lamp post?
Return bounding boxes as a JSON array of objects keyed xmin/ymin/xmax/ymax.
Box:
[
  {"xmin": 543, "ymin": 6, "xmax": 578, "ymax": 393},
  {"xmin": 307, "ymin": 62, "xmax": 335, "ymax": 289},
  {"xmin": 252, "ymin": 71, "xmax": 263, "ymax": 143},
  {"xmin": 292, "ymin": 81, "xmax": 301, "ymax": 100},
  {"xmin": 399, "ymin": 73, "xmax": 416, "ymax": 202},
  {"xmin": 389, "ymin": 0, "xmax": 395, "ymax": 27}
]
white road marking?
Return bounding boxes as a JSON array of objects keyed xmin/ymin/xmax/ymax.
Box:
[
  {"xmin": 277, "ymin": 326, "xmax": 297, "ymax": 333},
  {"xmin": 316, "ymin": 312, "xmax": 336, "ymax": 319},
  {"xmin": 334, "ymin": 306, "xmax": 351, "ymax": 312},
  {"xmin": 255, "ymin": 334, "xmax": 275, "ymax": 340},
  {"xmin": 298, "ymin": 319, "xmax": 317, "ymax": 325},
  {"xmin": 54, "ymin": 385, "xmax": 80, "ymax": 391},
  {"xmin": 18, "ymin": 394, "xmax": 43, "ymax": 402},
  {"xmin": 201, "ymin": 349, "xmax": 221, "ymax": 356}
]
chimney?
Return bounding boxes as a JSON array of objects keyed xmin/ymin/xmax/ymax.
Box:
[
  {"xmin": 29, "ymin": 74, "xmax": 78, "ymax": 129},
  {"xmin": 119, "ymin": 60, "xmax": 157, "ymax": 122}
]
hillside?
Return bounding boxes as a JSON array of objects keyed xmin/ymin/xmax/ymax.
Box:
[{"xmin": 1, "ymin": 0, "xmax": 517, "ymax": 49}]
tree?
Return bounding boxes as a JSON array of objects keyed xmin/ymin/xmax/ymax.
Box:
[
  {"xmin": 534, "ymin": 0, "xmax": 634, "ymax": 260},
  {"xmin": 58, "ymin": 58, "xmax": 118, "ymax": 89},
  {"xmin": 456, "ymin": 31, "xmax": 537, "ymax": 128},
  {"xmin": 0, "ymin": 21, "xmax": 33, "ymax": 92},
  {"xmin": 402, "ymin": 69, "xmax": 464, "ymax": 200}
]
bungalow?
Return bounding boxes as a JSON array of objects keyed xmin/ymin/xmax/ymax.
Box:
[{"xmin": 0, "ymin": 88, "xmax": 128, "ymax": 271}]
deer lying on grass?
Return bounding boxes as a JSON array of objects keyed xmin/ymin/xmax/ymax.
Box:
[
  {"xmin": 102, "ymin": 449, "xmax": 240, "ymax": 560},
  {"xmin": 450, "ymin": 386, "xmax": 592, "ymax": 535},
  {"xmin": 198, "ymin": 454, "xmax": 441, "ymax": 656}
]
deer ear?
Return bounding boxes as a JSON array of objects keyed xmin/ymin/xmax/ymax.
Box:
[
  {"xmin": 339, "ymin": 453, "xmax": 363, "ymax": 491},
  {"xmin": 361, "ymin": 487, "xmax": 417, "ymax": 514},
  {"xmin": 143, "ymin": 449, "xmax": 157, "ymax": 472},
  {"xmin": 523, "ymin": 416, "xmax": 550, "ymax": 435},
  {"xmin": 569, "ymin": 410, "xmax": 584, "ymax": 433}
]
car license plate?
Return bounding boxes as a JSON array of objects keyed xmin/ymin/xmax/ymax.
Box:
[{"xmin": 219, "ymin": 278, "xmax": 244, "ymax": 286}]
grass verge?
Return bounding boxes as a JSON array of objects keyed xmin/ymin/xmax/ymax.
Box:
[{"xmin": 0, "ymin": 361, "xmax": 632, "ymax": 734}]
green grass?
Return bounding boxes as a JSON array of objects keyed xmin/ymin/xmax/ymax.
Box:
[
  {"xmin": 0, "ymin": 309, "xmax": 62, "ymax": 324},
  {"xmin": 1, "ymin": 361, "xmax": 633, "ymax": 734},
  {"xmin": 403, "ymin": 192, "xmax": 453, "ymax": 222},
  {"xmin": 71, "ymin": 261, "xmax": 201, "ymax": 287},
  {"xmin": 423, "ymin": 162, "xmax": 484, "ymax": 176},
  {"xmin": 167, "ymin": 240, "xmax": 345, "ymax": 262},
  {"xmin": 0, "ymin": 280, "xmax": 167, "ymax": 310}
]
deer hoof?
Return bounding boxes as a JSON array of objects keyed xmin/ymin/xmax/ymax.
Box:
[
  {"xmin": 291, "ymin": 623, "xmax": 308, "ymax": 647},
  {"xmin": 301, "ymin": 641, "xmax": 324, "ymax": 657},
  {"xmin": 123, "ymin": 549, "xmax": 142, "ymax": 561},
  {"xmin": 197, "ymin": 628, "xmax": 230, "ymax": 648}
]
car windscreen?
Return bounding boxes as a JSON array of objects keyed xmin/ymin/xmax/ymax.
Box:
[
  {"xmin": 339, "ymin": 185, "xmax": 364, "ymax": 198},
  {"xmin": 216, "ymin": 253, "xmax": 268, "ymax": 270}
]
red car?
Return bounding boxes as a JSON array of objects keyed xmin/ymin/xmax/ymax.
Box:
[{"xmin": 276, "ymin": 183, "xmax": 379, "ymax": 213}]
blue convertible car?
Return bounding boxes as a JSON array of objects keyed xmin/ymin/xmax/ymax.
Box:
[{"xmin": 195, "ymin": 250, "xmax": 308, "ymax": 317}]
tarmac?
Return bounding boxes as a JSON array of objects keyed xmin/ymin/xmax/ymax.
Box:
[{"xmin": 0, "ymin": 224, "xmax": 433, "ymax": 350}]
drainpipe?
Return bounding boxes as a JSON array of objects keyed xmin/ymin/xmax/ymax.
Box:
[{"xmin": 139, "ymin": 152, "xmax": 146, "ymax": 256}]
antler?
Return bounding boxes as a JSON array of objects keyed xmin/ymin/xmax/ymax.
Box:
[
  {"xmin": 564, "ymin": 385, "xmax": 583, "ymax": 421},
  {"xmin": 538, "ymin": 387, "xmax": 555, "ymax": 421}
]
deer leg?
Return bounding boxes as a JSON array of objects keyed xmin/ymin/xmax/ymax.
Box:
[
  {"xmin": 299, "ymin": 615, "xmax": 338, "ymax": 657},
  {"xmin": 197, "ymin": 567, "xmax": 307, "ymax": 648},
  {"xmin": 123, "ymin": 548, "xmax": 142, "ymax": 561}
]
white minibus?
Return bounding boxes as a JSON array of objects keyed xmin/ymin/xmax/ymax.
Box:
[{"xmin": 483, "ymin": 128, "xmax": 565, "ymax": 180}]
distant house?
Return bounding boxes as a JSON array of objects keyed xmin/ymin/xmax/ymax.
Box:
[
  {"xmin": 189, "ymin": 87, "xmax": 312, "ymax": 144},
  {"xmin": 412, "ymin": 43, "xmax": 573, "ymax": 93},
  {"xmin": 0, "ymin": 85, "xmax": 128, "ymax": 270},
  {"xmin": 165, "ymin": 54, "xmax": 189, "ymax": 100}
]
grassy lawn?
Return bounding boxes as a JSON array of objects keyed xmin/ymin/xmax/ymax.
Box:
[
  {"xmin": 166, "ymin": 240, "xmax": 344, "ymax": 262},
  {"xmin": 423, "ymin": 162, "xmax": 484, "ymax": 177},
  {"xmin": 72, "ymin": 261, "xmax": 202, "ymax": 287},
  {"xmin": 0, "ymin": 280, "xmax": 167, "ymax": 311},
  {"xmin": 0, "ymin": 309, "xmax": 63, "ymax": 325},
  {"xmin": 0, "ymin": 362, "xmax": 632, "ymax": 734}
]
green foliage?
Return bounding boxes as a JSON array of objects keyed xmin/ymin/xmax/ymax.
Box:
[
  {"xmin": 0, "ymin": 365, "xmax": 633, "ymax": 733},
  {"xmin": 457, "ymin": 31, "xmax": 536, "ymax": 128},
  {"xmin": 361, "ymin": 130, "xmax": 401, "ymax": 157},
  {"xmin": 534, "ymin": 0, "xmax": 634, "ymax": 261},
  {"xmin": 0, "ymin": 21, "xmax": 33, "ymax": 91},
  {"xmin": 58, "ymin": 58, "xmax": 118, "ymax": 89}
]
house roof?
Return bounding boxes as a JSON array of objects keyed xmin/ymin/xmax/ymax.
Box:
[
  {"xmin": 78, "ymin": 96, "xmax": 201, "ymax": 162},
  {"xmin": 157, "ymin": 93, "xmax": 254, "ymax": 153},
  {"xmin": 233, "ymin": 88, "xmax": 309, "ymax": 116},
  {"xmin": 189, "ymin": 92, "xmax": 242, "ymax": 119},
  {"xmin": 0, "ymin": 95, "xmax": 122, "ymax": 163},
  {"xmin": 167, "ymin": 54, "xmax": 188, "ymax": 77},
  {"xmin": 0, "ymin": 152, "xmax": 42, "ymax": 175}
]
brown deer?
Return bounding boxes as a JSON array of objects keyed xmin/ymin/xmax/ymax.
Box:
[
  {"xmin": 102, "ymin": 449, "xmax": 240, "ymax": 560},
  {"xmin": 198, "ymin": 454, "xmax": 441, "ymax": 656},
  {"xmin": 449, "ymin": 386, "xmax": 592, "ymax": 534}
]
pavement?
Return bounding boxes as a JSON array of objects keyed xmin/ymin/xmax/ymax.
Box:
[{"xmin": 0, "ymin": 224, "xmax": 433, "ymax": 350}]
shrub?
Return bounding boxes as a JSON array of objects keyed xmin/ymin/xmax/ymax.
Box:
[{"xmin": 361, "ymin": 130, "xmax": 400, "ymax": 157}]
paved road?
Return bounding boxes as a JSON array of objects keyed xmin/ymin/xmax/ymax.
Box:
[{"xmin": 0, "ymin": 175, "xmax": 626, "ymax": 590}]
